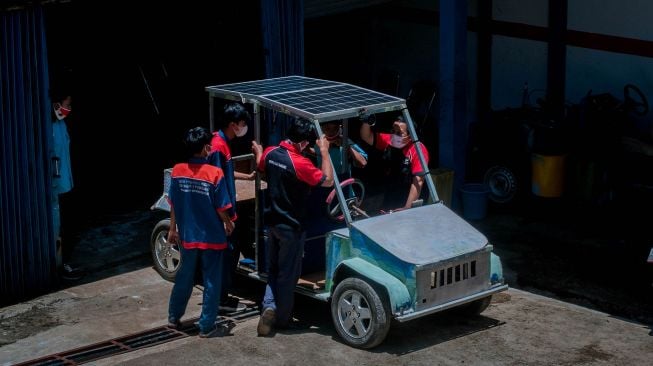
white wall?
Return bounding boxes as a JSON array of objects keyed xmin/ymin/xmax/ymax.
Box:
[
  {"xmin": 490, "ymin": 1, "xmax": 549, "ymax": 109},
  {"xmin": 568, "ymin": 1, "xmax": 653, "ymax": 41},
  {"xmin": 491, "ymin": 36, "xmax": 549, "ymax": 109},
  {"xmin": 566, "ymin": 0, "xmax": 653, "ymax": 117},
  {"xmin": 490, "ymin": 0, "xmax": 653, "ymax": 122}
]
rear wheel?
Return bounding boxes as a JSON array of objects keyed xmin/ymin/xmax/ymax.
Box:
[
  {"xmin": 150, "ymin": 219, "xmax": 181, "ymax": 282},
  {"xmin": 331, "ymin": 278, "xmax": 391, "ymax": 349}
]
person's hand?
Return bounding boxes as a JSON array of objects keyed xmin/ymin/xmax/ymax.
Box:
[
  {"xmin": 168, "ymin": 228, "xmax": 180, "ymax": 244},
  {"xmin": 251, "ymin": 141, "xmax": 263, "ymax": 156},
  {"xmin": 224, "ymin": 220, "xmax": 235, "ymax": 236},
  {"xmin": 315, "ymin": 135, "xmax": 330, "ymax": 153},
  {"xmin": 245, "ymin": 171, "xmax": 256, "ymax": 180}
]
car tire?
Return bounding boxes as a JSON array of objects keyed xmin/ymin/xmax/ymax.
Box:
[
  {"xmin": 150, "ymin": 219, "xmax": 181, "ymax": 282},
  {"xmin": 331, "ymin": 278, "xmax": 391, "ymax": 349},
  {"xmin": 484, "ymin": 165, "xmax": 519, "ymax": 204}
]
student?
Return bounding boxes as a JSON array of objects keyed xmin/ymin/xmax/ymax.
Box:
[
  {"xmin": 50, "ymin": 88, "xmax": 83, "ymax": 280},
  {"xmin": 314, "ymin": 120, "xmax": 367, "ymax": 179},
  {"xmin": 251, "ymin": 118, "xmax": 334, "ymax": 336},
  {"xmin": 208, "ymin": 102, "xmax": 255, "ymax": 312},
  {"xmin": 359, "ymin": 116, "xmax": 430, "ymax": 211},
  {"xmin": 167, "ymin": 127, "xmax": 236, "ymax": 338}
]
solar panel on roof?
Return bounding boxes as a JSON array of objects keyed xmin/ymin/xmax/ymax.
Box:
[
  {"xmin": 265, "ymin": 84, "xmax": 399, "ymax": 114},
  {"xmin": 206, "ymin": 76, "xmax": 404, "ymax": 120},
  {"xmin": 213, "ymin": 76, "xmax": 339, "ymax": 96}
]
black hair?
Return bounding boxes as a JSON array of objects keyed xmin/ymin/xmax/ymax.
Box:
[
  {"xmin": 49, "ymin": 85, "xmax": 71, "ymax": 104},
  {"xmin": 184, "ymin": 126, "xmax": 212, "ymax": 155},
  {"xmin": 287, "ymin": 118, "xmax": 316, "ymax": 143},
  {"xmin": 220, "ymin": 102, "xmax": 251, "ymax": 129},
  {"xmin": 395, "ymin": 115, "xmax": 405, "ymax": 123}
]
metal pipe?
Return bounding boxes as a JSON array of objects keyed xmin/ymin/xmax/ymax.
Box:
[
  {"xmin": 401, "ymin": 108, "xmax": 439, "ymax": 203},
  {"xmin": 313, "ymin": 120, "xmax": 352, "ymax": 225},
  {"xmin": 253, "ymin": 102, "xmax": 261, "ymax": 272}
]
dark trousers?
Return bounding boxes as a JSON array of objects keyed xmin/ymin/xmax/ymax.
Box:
[
  {"xmin": 262, "ymin": 224, "xmax": 305, "ymax": 326},
  {"xmin": 169, "ymin": 247, "xmax": 224, "ymax": 333}
]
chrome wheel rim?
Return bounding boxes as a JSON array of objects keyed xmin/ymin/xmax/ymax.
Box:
[
  {"xmin": 336, "ymin": 289, "xmax": 373, "ymax": 339},
  {"xmin": 155, "ymin": 231, "xmax": 180, "ymax": 273}
]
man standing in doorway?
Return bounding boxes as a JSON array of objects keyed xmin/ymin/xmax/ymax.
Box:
[
  {"xmin": 252, "ymin": 118, "xmax": 334, "ymax": 335},
  {"xmin": 50, "ymin": 87, "xmax": 84, "ymax": 280}
]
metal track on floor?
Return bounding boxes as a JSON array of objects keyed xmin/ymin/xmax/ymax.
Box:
[{"xmin": 14, "ymin": 307, "xmax": 260, "ymax": 366}]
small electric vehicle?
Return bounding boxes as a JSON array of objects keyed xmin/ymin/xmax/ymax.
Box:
[{"xmin": 151, "ymin": 76, "xmax": 507, "ymax": 348}]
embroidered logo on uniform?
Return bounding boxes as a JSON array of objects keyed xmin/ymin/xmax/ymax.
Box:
[{"xmin": 269, "ymin": 159, "xmax": 288, "ymax": 170}]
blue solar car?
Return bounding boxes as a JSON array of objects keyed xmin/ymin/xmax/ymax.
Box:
[{"xmin": 151, "ymin": 76, "xmax": 508, "ymax": 348}]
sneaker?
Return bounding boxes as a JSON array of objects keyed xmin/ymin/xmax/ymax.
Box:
[
  {"xmin": 199, "ymin": 321, "xmax": 236, "ymax": 338},
  {"xmin": 257, "ymin": 307, "xmax": 276, "ymax": 336},
  {"xmin": 61, "ymin": 263, "xmax": 84, "ymax": 280},
  {"xmin": 219, "ymin": 296, "xmax": 246, "ymax": 312}
]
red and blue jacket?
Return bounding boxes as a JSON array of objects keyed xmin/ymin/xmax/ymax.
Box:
[
  {"xmin": 208, "ymin": 130, "xmax": 237, "ymax": 220},
  {"xmin": 258, "ymin": 140, "xmax": 325, "ymax": 230},
  {"xmin": 169, "ymin": 157, "xmax": 232, "ymax": 250}
]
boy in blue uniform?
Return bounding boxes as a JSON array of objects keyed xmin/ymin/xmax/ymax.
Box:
[
  {"xmin": 167, "ymin": 127, "xmax": 236, "ymax": 338},
  {"xmin": 208, "ymin": 102, "xmax": 255, "ymax": 312}
]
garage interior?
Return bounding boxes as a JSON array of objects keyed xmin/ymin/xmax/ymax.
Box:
[{"xmin": 1, "ymin": 0, "xmax": 652, "ymax": 329}]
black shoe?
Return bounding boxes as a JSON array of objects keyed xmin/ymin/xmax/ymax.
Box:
[
  {"xmin": 167, "ymin": 318, "xmax": 181, "ymax": 330},
  {"xmin": 257, "ymin": 308, "xmax": 276, "ymax": 336},
  {"xmin": 61, "ymin": 264, "xmax": 84, "ymax": 280},
  {"xmin": 199, "ymin": 321, "xmax": 236, "ymax": 338},
  {"xmin": 219, "ymin": 296, "xmax": 246, "ymax": 312}
]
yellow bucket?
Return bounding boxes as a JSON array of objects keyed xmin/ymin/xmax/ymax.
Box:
[{"xmin": 531, "ymin": 153, "xmax": 566, "ymax": 197}]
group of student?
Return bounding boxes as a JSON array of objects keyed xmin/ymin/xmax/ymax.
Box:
[{"xmin": 166, "ymin": 103, "xmax": 429, "ymax": 338}]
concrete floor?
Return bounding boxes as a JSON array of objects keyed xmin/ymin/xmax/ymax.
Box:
[
  {"xmin": 1, "ymin": 267, "xmax": 651, "ymax": 366},
  {"xmin": 1, "ymin": 201, "xmax": 652, "ymax": 365}
]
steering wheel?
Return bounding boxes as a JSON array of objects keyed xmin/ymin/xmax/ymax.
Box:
[
  {"xmin": 624, "ymin": 84, "xmax": 649, "ymax": 116},
  {"xmin": 325, "ymin": 178, "xmax": 366, "ymax": 222}
]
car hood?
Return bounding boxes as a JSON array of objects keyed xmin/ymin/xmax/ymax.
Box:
[{"xmin": 349, "ymin": 203, "xmax": 488, "ymax": 265}]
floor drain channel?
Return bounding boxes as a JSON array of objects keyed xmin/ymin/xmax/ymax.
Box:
[{"xmin": 14, "ymin": 307, "xmax": 260, "ymax": 366}]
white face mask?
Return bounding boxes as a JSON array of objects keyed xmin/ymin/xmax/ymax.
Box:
[
  {"xmin": 235, "ymin": 124, "xmax": 248, "ymax": 137},
  {"xmin": 53, "ymin": 103, "xmax": 71, "ymax": 121},
  {"xmin": 390, "ymin": 134, "xmax": 408, "ymax": 149}
]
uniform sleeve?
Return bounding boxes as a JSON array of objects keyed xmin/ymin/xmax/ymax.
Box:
[
  {"xmin": 257, "ymin": 147, "xmax": 273, "ymax": 173},
  {"xmin": 294, "ymin": 155, "xmax": 325, "ymax": 187},
  {"xmin": 410, "ymin": 144, "xmax": 430, "ymax": 175},
  {"xmin": 207, "ymin": 150, "xmax": 223, "ymax": 169},
  {"xmin": 212, "ymin": 175, "xmax": 233, "ymax": 212},
  {"xmin": 375, "ymin": 133, "xmax": 391, "ymax": 150},
  {"xmin": 168, "ymin": 165, "xmax": 180, "ymax": 205},
  {"xmin": 349, "ymin": 139, "xmax": 368, "ymax": 160}
]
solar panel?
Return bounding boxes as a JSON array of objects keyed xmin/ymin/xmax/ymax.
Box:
[{"xmin": 206, "ymin": 76, "xmax": 405, "ymax": 121}]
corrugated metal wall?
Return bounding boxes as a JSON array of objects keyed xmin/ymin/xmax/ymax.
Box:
[{"xmin": 0, "ymin": 5, "xmax": 57, "ymax": 305}]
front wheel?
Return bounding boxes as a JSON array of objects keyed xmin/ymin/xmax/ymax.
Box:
[
  {"xmin": 150, "ymin": 219, "xmax": 181, "ymax": 282},
  {"xmin": 331, "ymin": 278, "xmax": 391, "ymax": 349}
]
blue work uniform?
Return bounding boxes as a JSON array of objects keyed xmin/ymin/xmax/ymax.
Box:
[
  {"xmin": 51, "ymin": 118, "xmax": 73, "ymax": 239},
  {"xmin": 208, "ymin": 130, "xmax": 238, "ymax": 302},
  {"xmin": 258, "ymin": 140, "xmax": 326, "ymax": 326},
  {"xmin": 167, "ymin": 157, "xmax": 232, "ymax": 333}
]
